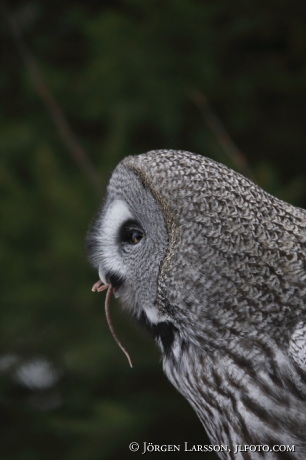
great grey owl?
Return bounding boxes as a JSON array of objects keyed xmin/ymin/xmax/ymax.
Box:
[{"xmin": 87, "ymin": 150, "xmax": 306, "ymax": 459}]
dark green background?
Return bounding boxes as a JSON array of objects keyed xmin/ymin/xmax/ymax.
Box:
[{"xmin": 1, "ymin": 1, "xmax": 306, "ymax": 459}]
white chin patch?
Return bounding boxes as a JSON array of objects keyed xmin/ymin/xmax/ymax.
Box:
[{"xmin": 145, "ymin": 307, "xmax": 166, "ymax": 324}]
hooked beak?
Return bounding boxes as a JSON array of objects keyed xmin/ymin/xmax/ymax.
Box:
[{"xmin": 96, "ymin": 265, "xmax": 124, "ymax": 297}]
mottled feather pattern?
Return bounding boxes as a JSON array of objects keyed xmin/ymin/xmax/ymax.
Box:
[{"xmin": 87, "ymin": 150, "xmax": 306, "ymax": 459}]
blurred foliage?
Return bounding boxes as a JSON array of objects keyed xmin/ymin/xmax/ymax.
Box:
[{"xmin": 1, "ymin": 0, "xmax": 306, "ymax": 459}]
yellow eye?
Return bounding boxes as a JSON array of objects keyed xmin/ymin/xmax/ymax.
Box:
[
  {"xmin": 131, "ymin": 231, "xmax": 144, "ymax": 244},
  {"xmin": 119, "ymin": 220, "xmax": 145, "ymax": 245}
]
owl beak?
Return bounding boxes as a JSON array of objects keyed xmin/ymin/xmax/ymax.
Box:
[
  {"xmin": 97, "ymin": 265, "xmax": 125, "ymax": 298},
  {"xmin": 98, "ymin": 265, "xmax": 107, "ymax": 285}
]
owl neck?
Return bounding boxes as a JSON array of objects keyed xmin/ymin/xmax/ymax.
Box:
[{"xmin": 136, "ymin": 310, "xmax": 180, "ymax": 356}]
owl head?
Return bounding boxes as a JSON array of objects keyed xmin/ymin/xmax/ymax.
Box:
[{"xmin": 87, "ymin": 150, "xmax": 306, "ymax": 354}]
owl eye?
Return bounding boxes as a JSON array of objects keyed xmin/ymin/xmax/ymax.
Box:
[
  {"xmin": 130, "ymin": 230, "xmax": 144, "ymax": 244},
  {"xmin": 119, "ymin": 220, "xmax": 145, "ymax": 245}
]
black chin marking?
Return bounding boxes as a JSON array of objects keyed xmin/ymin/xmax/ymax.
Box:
[
  {"xmin": 105, "ymin": 271, "xmax": 125, "ymax": 289},
  {"xmin": 137, "ymin": 311, "xmax": 179, "ymax": 356}
]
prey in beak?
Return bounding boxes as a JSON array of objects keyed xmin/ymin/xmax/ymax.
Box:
[{"xmin": 92, "ymin": 280, "xmax": 133, "ymax": 368}]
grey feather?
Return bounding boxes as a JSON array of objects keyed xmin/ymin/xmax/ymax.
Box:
[{"xmin": 290, "ymin": 322, "xmax": 306, "ymax": 373}]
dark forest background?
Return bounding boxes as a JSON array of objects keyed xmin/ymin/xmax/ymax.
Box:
[{"xmin": 1, "ymin": 1, "xmax": 306, "ymax": 459}]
